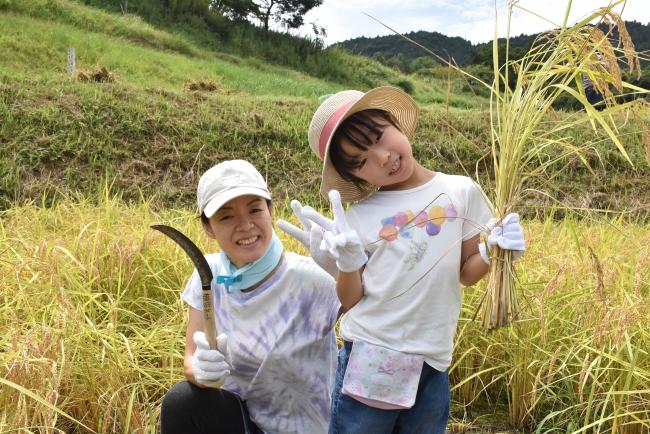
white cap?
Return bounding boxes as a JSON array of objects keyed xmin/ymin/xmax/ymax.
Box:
[{"xmin": 197, "ymin": 160, "xmax": 271, "ymax": 218}]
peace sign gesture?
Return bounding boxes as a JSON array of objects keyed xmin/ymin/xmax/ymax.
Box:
[
  {"xmin": 301, "ymin": 190, "xmax": 368, "ymax": 273},
  {"xmin": 276, "ymin": 200, "xmax": 338, "ymax": 277},
  {"xmin": 276, "ymin": 199, "xmax": 316, "ymax": 247}
]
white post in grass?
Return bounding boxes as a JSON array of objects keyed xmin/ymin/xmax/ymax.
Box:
[{"xmin": 67, "ymin": 48, "xmax": 76, "ymax": 75}]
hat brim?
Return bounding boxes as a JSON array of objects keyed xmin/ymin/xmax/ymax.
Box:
[
  {"xmin": 203, "ymin": 187, "xmax": 272, "ymax": 218},
  {"xmin": 319, "ymin": 86, "xmax": 420, "ymax": 203}
]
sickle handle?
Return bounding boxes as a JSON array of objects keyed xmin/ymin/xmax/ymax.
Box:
[{"xmin": 201, "ymin": 285, "xmax": 218, "ymax": 349}]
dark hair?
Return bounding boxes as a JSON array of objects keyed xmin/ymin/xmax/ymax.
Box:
[
  {"xmin": 200, "ymin": 199, "xmax": 273, "ymax": 224},
  {"xmin": 329, "ymin": 109, "xmax": 401, "ymax": 186}
]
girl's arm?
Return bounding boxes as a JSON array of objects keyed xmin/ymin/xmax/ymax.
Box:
[
  {"xmin": 183, "ymin": 307, "xmax": 204, "ymax": 386},
  {"xmin": 459, "ymin": 234, "xmax": 489, "ymax": 286},
  {"xmin": 336, "ymin": 269, "xmax": 364, "ymax": 311}
]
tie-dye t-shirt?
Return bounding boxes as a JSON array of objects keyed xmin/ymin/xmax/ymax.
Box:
[
  {"xmin": 340, "ymin": 173, "xmax": 493, "ymax": 371},
  {"xmin": 182, "ymin": 252, "xmax": 340, "ymax": 434}
]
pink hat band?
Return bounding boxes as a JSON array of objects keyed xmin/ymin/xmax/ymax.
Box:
[{"xmin": 318, "ymin": 100, "xmax": 357, "ymax": 160}]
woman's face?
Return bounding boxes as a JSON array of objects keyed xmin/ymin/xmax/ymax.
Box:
[{"xmin": 203, "ymin": 195, "xmax": 273, "ymax": 268}]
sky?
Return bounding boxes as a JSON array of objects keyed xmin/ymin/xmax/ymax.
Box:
[{"xmin": 294, "ymin": 0, "xmax": 650, "ymax": 46}]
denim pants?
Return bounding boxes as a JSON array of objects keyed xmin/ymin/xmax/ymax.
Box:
[{"xmin": 329, "ymin": 341, "xmax": 450, "ymax": 434}]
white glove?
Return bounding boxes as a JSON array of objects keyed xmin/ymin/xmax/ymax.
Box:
[
  {"xmin": 301, "ymin": 190, "xmax": 368, "ymax": 273},
  {"xmin": 277, "ymin": 200, "xmax": 338, "ymax": 278},
  {"xmin": 478, "ymin": 213, "xmax": 526, "ymax": 264},
  {"xmin": 192, "ymin": 331, "xmax": 231, "ymax": 388}
]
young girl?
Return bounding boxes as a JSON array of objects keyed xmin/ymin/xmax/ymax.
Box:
[
  {"xmin": 160, "ymin": 160, "xmax": 341, "ymax": 434},
  {"xmin": 297, "ymin": 87, "xmax": 526, "ymax": 433}
]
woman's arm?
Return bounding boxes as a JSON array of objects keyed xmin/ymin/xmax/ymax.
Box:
[
  {"xmin": 459, "ymin": 234, "xmax": 489, "ymax": 286},
  {"xmin": 183, "ymin": 307, "xmax": 204, "ymax": 386}
]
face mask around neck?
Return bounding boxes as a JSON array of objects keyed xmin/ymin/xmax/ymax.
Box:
[{"xmin": 215, "ymin": 231, "xmax": 283, "ymax": 293}]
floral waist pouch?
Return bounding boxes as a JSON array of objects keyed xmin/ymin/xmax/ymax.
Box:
[{"xmin": 341, "ymin": 340, "xmax": 424, "ymax": 410}]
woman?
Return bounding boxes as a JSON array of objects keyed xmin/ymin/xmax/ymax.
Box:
[{"xmin": 160, "ymin": 160, "xmax": 340, "ymax": 434}]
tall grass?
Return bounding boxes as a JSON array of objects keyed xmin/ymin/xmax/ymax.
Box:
[
  {"xmin": 0, "ymin": 191, "xmax": 185, "ymax": 432},
  {"xmin": 1, "ymin": 192, "xmax": 648, "ymax": 432}
]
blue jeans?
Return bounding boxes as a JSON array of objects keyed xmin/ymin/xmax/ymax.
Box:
[{"xmin": 329, "ymin": 341, "xmax": 450, "ymax": 434}]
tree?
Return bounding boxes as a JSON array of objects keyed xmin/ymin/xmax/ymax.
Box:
[
  {"xmin": 167, "ymin": 0, "xmax": 211, "ymax": 16},
  {"xmin": 250, "ymin": 0, "xmax": 323, "ymax": 31},
  {"xmin": 212, "ymin": 0, "xmax": 254, "ymax": 21},
  {"xmin": 385, "ymin": 53, "xmax": 409, "ymax": 73},
  {"xmin": 410, "ymin": 56, "xmax": 438, "ymax": 73}
]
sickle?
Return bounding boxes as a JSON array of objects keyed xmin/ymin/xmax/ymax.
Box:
[{"xmin": 151, "ymin": 224, "xmax": 217, "ymax": 350}]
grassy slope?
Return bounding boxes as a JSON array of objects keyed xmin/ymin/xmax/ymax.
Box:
[
  {"xmin": 0, "ymin": 12, "xmax": 342, "ymax": 95},
  {"xmin": 1, "ymin": 2, "xmax": 649, "ymax": 217},
  {"xmin": 0, "ymin": 1, "xmax": 489, "ymax": 211}
]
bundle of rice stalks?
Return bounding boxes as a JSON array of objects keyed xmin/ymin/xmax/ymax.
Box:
[
  {"xmin": 75, "ymin": 66, "xmax": 115, "ymax": 82},
  {"xmin": 184, "ymin": 78, "xmax": 219, "ymax": 92},
  {"xmin": 480, "ymin": 0, "xmax": 648, "ymax": 329}
]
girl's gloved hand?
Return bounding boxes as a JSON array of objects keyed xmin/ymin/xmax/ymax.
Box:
[
  {"xmin": 277, "ymin": 200, "xmax": 338, "ymax": 278},
  {"xmin": 301, "ymin": 190, "xmax": 368, "ymax": 273},
  {"xmin": 192, "ymin": 331, "xmax": 231, "ymax": 388},
  {"xmin": 479, "ymin": 213, "xmax": 526, "ymax": 264}
]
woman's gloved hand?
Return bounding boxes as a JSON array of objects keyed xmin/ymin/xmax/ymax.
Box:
[
  {"xmin": 301, "ymin": 190, "xmax": 368, "ymax": 273},
  {"xmin": 192, "ymin": 331, "xmax": 231, "ymax": 388},
  {"xmin": 479, "ymin": 213, "xmax": 526, "ymax": 264},
  {"xmin": 277, "ymin": 200, "xmax": 338, "ymax": 278}
]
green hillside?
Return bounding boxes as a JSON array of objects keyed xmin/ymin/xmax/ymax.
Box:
[
  {"xmin": 338, "ymin": 20, "xmax": 650, "ymax": 68},
  {"xmin": 0, "ymin": 0, "xmax": 486, "ymax": 208},
  {"xmin": 338, "ymin": 30, "xmax": 475, "ymax": 65},
  {"xmin": 1, "ymin": 0, "xmax": 649, "ymax": 218}
]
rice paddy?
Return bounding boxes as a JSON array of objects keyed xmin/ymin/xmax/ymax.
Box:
[{"xmin": 1, "ymin": 192, "xmax": 648, "ymax": 432}]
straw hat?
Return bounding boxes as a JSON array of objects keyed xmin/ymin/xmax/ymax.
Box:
[{"xmin": 308, "ymin": 86, "xmax": 420, "ymax": 203}]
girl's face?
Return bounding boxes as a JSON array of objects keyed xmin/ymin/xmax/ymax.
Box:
[
  {"xmin": 203, "ymin": 195, "xmax": 273, "ymax": 268},
  {"xmin": 339, "ymin": 123, "xmax": 417, "ymax": 190}
]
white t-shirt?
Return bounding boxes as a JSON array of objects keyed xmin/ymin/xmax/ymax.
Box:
[
  {"xmin": 182, "ymin": 252, "xmax": 340, "ymax": 434},
  {"xmin": 341, "ymin": 173, "xmax": 493, "ymax": 371}
]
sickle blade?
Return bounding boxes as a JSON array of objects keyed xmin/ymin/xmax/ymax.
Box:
[
  {"xmin": 151, "ymin": 224, "xmax": 218, "ymax": 349},
  {"xmin": 151, "ymin": 224, "xmax": 213, "ymax": 286}
]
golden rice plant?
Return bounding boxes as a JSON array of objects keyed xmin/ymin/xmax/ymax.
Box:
[
  {"xmin": 0, "ymin": 189, "xmax": 189, "ymax": 433},
  {"xmin": 0, "ymin": 188, "xmax": 307, "ymax": 433},
  {"xmin": 480, "ymin": 0, "xmax": 648, "ymax": 329},
  {"xmin": 2, "ymin": 192, "xmax": 648, "ymax": 431},
  {"xmin": 450, "ymin": 214, "xmax": 650, "ymax": 430}
]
